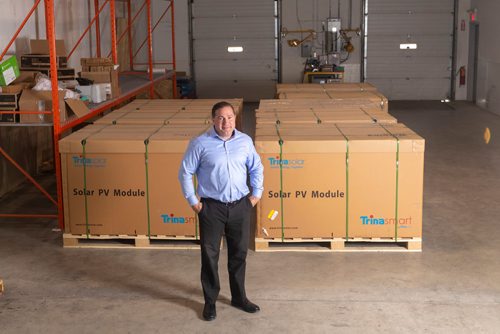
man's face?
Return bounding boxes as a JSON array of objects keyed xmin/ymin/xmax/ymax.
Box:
[{"xmin": 213, "ymin": 106, "xmax": 236, "ymax": 139}]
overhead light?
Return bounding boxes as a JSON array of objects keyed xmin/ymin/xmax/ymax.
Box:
[
  {"xmin": 227, "ymin": 46, "xmax": 243, "ymax": 53},
  {"xmin": 400, "ymin": 43, "xmax": 417, "ymax": 50}
]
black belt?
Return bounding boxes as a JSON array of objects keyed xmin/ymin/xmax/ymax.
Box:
[{"xmin": 202, "ymin": 197, "xmax": 245, "ymax": 207}]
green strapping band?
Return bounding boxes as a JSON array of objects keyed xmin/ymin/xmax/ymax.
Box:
[
  {"xmin": 360, "ymin": 107, "xmax": 377, "ymax": 123},
  {"xmin": 79, "ymin": 124, "xmax": 112, "ymax": 238},
  {"xmin": 81, "ymin": 139, "xmax": 90, "ymax": 239},
  {"xmin": 143, "ymin": 125, "xmax": 167, "ymax": 238},
  {"xmin": 275, "ymin": 124, "xmax": 285, "ymax": 242},
  {"xmin": 144, "ymin": 139, "xmax": 152, "ymax": 238},
  {"xmin": 335, "ymin": 125, "xmax": 349, "ymax": 240},
  {"xmin": 395, "ymin": 139, "xmax": 400, "ymax": 241},
  {"xmin": 380, "ymin": 124, "xmax": 400, "ymax": 241},
  {"xmin": 310, "ymin": 108, "xmax": 322, "ymax": 124}
]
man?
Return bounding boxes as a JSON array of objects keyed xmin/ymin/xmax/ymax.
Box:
[{"xmin": 178, "ymin": 101, "xmax": 264, "ymax": 321}]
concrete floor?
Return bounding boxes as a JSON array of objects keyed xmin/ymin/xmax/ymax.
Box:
[{"xmin": 1, "ymin": 101, "xmax": 500, "ymax": 333}]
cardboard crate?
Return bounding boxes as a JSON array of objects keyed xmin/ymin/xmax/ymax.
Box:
[
  {"xmin": 0, "ymin": 56, "xmax": 20, "ymax": 86},
  {"xmin": 29, "ymin": 39, "xmax": 66, "ymax": 56},
  {"xmin": 80, "ymin": 70, "xmax": 119, "ymax": 98},
  {"xmin": 277, "ymin": 91, "xmax": 389, "ymax": 112},
  {"xmin": 19, "ymin": 89, "xmax": 89, "ymax": 124},
  {"xmin": 80, "ymin": 57, "xmax": 114, "ymax": 72},
  {"xmin": 276, "ymin": 83, "xmax": 378, "ymax": 94},
  {"xmin": 59, "ymin": 124, "xmax": 210, "ymax": 236},
  {"xmin": 255, "ymin": 109, "xmax": 397, "ymax": 125},
  {"xmin": 24, "ymin": 67, "xmax": 76, "ymax": 80},
  {"xmin": 92, "ymin": 98, "xmax": 244, "ymax": 129},
  {"xmin": 0, "ymin": 93, "xmax": 19, "ymax": 110},
  {"xmin": 259, "ymin": 98, "xmax": 387, "ymax": 113},
  {"xmin": 255, "ymin": 123, "xmax": 424, "ymax": 239}
]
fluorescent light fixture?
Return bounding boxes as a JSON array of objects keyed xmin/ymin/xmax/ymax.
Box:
[
  {"xmin": 227, "ymin": 46, "xmax": 243, "ymax": 53},
  {"xmin": 400, "ymin": 43, "xmax": 417, "ymax": 50}
]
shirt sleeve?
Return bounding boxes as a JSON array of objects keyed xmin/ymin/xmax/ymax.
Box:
[
  {"xmin": 178, "ymin": 139, "xmax": 201, "ymax": 206},
  {"xmin": 246, "ymin": 138, "xmax": 264, "ymax": 198}
]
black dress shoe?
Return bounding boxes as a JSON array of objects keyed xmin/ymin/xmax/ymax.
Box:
[
  {"xmin": 230, "ymin": 299, "xmax": 260, "ymax": 313},
  {"xmin": 202, "ymin": 303, "xmax": 216, "ymax": 321}
]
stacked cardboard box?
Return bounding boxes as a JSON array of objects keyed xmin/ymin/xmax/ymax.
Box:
[
  {"xmin": 256, "ymin": 101, "xmax": 396, "ymax": 125},
  {"xmin": 277, "ymin": 90, "xmax": 389, "ymax": 112},
  {"xmin": 60, "ymin": 98, "xmax": 244, "ymax": 237},
  {"xmin": 59, "ymin": 123, "xmax": 210, "ymax": 236},
  {"xmin": 255, "ymin": 123, "xmax": 424, "ymax": 240},
  {"xmin": 93, "ymin": 98, "xmax": 244, "ymax": 129},
  {"xmin": 20, "ymin": 40, "xmax": 75, "ymax": 80},
  {"xmin": 276, "ymin": 83, "xmax": 378, "ymax": 94},
  {"xmin": 0, "ymin": 84, "xmax": 23, "ymax": 122},
  {"xmin": 79, "ymin": 57, "xmax": 119, "ymax": 99}
]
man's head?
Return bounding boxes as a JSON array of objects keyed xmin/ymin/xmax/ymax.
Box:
[{"xmin": 212, "ymin": 101, "xmax": 236, "ymax": 140}]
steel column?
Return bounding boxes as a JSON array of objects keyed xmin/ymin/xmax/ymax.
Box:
[
  {"xmin": 146, "ymin": 0, "xmax": 154, "ymax": 98},
  {"xmin": 127, "ymin": 0, "xmax": 134, "ymax": 70},
  {"xmin": 94, "ymin": 0, "xmax": 101, "ymax": 57},
  {"xmin": 110, "ymin": 0, "xmax": 118, "ymax": 64},
  {"xmin": 170, "ymin": 0, "xmax": 177, "ymax": 98},
  {"xmin": 44, "ymin": 0, "xmax": 64, "ymax": 229}
]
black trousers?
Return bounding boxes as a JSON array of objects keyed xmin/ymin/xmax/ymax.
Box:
[{"xmin": 198, "ymin": 197, "xmax": 252, "ymax": 305}]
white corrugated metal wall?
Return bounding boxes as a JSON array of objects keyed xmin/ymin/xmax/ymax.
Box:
[
  {"xmin": 364, "ymin": 0, "xmax": 455, "ymax": 100},
  {"xmin": 191, "ymin": 0, "xmax": 278, "ymax": 101}
]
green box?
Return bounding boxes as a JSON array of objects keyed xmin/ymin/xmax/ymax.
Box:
[{"xmin": 0, "ymin": 56, "xmax": 20, "ymax": 86}]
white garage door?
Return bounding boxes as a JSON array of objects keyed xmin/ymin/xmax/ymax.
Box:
[
  {"xmin": 364, "ymin": 0, "xmax": 455, "ymax": 100},
  {"xmin": 191, "ymin": 0, "xmax": 278, "ymax": 102}
]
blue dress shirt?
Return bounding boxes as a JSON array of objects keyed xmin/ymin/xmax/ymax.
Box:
[{"xmin": 179, "ymin": 126, "xmax": 264, "ymax": 206}]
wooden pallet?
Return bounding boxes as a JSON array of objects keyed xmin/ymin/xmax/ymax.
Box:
[
  {"xmin": 63, "ymin": 234, "xmax": 203, "ymax": 250},
  {"xmin": 254, "ymin": 237, "xmax": 422, "ymax": 252}
]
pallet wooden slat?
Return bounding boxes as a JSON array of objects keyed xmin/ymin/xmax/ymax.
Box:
[
  {"xmin": 254, "ymin": 237, "xmax": 422, "ymax": 252},
  {"xmin": 62, "ymin": 233, "xmax": 203, "ymax": 250}
]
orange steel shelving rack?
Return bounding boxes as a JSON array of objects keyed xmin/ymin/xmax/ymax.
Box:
[{"xmin": 0, "ymin": 0, "xmax": 177, "ymax": 230}]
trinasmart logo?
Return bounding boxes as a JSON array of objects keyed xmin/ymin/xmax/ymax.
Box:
[
  {"xmin": 72, "ymin": 155, "xmax": 107, "ymax": 168},
  {"xmin": 360, "ymin": 214, "xmax": 412, "ymax": 228},
  {"xmin": 160, "ymin": 213, "xmax": 196, "ymax": 224},
  {"xmin": 268, "ymin": 156, "xmax": 304, "ymax": 169}
]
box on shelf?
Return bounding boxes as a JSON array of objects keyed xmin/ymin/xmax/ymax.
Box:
[
  {"xmin": 30, "ymin": 39, "xmax": 66, "ymax": 56},
  {"xmin": 80, "ymin": 57, "xmax": 114, "ymax": 72},
  {"xmin": 59, "ymin": 124, "xmax": 210, "ymax": 236},
  {"xmin": 255, "ymin": 123, "xmax": 424, "ymax": 240},
  {"xmin": 0, "ymin": 56, "xmax": 20, "ymax": 86},
  {"xmin": 21, "ymin": 54, "xmax": 68, "ymax": 69},
  {"xmin": 19, "ymin": 89, "xmax": 89, "ymax": 124},
  {"xmin": 30, "ymin": 68, "xmax": 75, "ymax": 80},
  {"xmin": 80, "ymin": 70, "xmax": 119, "ymax": 99}
]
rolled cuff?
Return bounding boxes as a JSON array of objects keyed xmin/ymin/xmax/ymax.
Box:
[
  {"xmin": 187, "ymin": 195, "xmax": 199, "ymax": 206},
  {"xmin": 251, "ymin": 189, "xmax": 263, "ymax": 199}
]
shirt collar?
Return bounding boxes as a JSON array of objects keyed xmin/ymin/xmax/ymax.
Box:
[{"xmin": 209, "ymin": 126, "xmax": 238, "ymax": 141}]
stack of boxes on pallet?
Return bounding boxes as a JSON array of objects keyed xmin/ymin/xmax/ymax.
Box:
[
  {"xmin": 59, "ymin": 99, "xmax": 243, "ymax": 247},
  {"xmin": 254, "ymin": 83, "xmax": 425, "ymax": 251}
]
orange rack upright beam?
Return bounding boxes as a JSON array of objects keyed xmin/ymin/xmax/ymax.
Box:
[
  {"xmin": 1, "ymin": 0, "xmax": 177, "ymax": 230},
  {"xmin": 45, "ymin": 0, "xmax": 65, "ymax": 229}
]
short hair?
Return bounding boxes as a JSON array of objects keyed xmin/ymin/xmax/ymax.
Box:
[{"xmin": 212, "ymin": 101, "xmax": 235, "ymax": 118}]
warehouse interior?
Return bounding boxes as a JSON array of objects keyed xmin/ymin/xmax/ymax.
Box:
[{"xmin": 1, "ymin": 0, "xmax": 500, "ymax": 332}]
